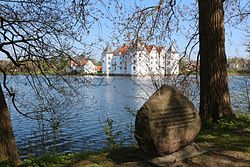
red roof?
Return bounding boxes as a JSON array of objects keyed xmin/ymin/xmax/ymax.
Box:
[
  {"xmin": 145, "ymin": 45, "xmax": 163, "ymax": 54},
  {"xmin": 156, "ymin": 46, "xmax": 163, "ymax": 54},
  {"xmin": 70, "ymin": 58, "xmax": 88, "ymax": 67},
  {"xmin": 80, "ymin": 58, "xmax": 88, "ymax": 65},
  {"xmin": 95, "ymin": 65, "xmax": 102, "ymax": 71},
  {"xmin": 113, "ymin": 45, "xmax": 129, "ymax": 56},
  {"xmin": 145, "ymin": 45, "xmax": 153, "ymax": 53},
  {"xmin": 119, "ymin": 45, "xmax": 129, "ymax": 56},
  {"xmin": 111, "ymin": 44, "xmax": 164, "ymax": 56}
]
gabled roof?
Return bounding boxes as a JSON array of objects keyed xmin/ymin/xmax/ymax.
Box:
[
  {"xmin": 156, "ymin": 46, "xmax": 163, "ymax": 54},
  {"xmin": 120, "ymin": 45, "xmax": 129, "ymax": 56},
  {"xmin": 107, "ymin": 43, "xmax": 173, "ymax": 57},
  {"xmin": 95, "ymin": 65, "xmax": 102, "ymax": 71},
  {"xmin": 71, "ymin": 57, "xmax": 90, "ymax": 66},
  {"xmin": 145, "ymin": 45, "xmax": 164, "ymax": 54},
  {"xmin": 167, "ymin": 44, "xmax": 177, "ymax": 53},
  {"xmin": 145, "ymin": 45, "xmax": 153, "ymax": 53},
  {"xmin": 91, "ymin": 59, "xmax": 102, "ymax": 66},
  {"xmin": 113, "ymin": 45, "xmax": 129, "ymax": 56},
  {"xmin": 80, "ymin": 58, "xmax": 88, "ymax": 65}
]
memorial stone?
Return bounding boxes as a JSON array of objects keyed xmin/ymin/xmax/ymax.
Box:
[{"xmin": 135, "ymin": 85, "xmax": 201, "ymax": 156}]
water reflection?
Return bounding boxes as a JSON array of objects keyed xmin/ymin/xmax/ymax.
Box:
[{"xmin": 2, "ymin": 75, "xmax": 249, "ymax": 158}]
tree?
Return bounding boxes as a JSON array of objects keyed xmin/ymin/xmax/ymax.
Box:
[
  {"xmin": 0, "ymin": 0, "xmax": 98, "ymax": 165},
  {"xmin": 0, "ymin": 85, "xmax": 20, "ymax": 166},
  {"xmin": 109, "ymin": 0, "xmax": 249, "ymax": 122},
  {"xmin": 198, "ymin": 0, "xmax": 235, "ymax": 121}
]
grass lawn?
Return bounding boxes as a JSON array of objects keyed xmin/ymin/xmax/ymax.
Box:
[{"xmin": 1, "ymin": 113, "xmax": 250, "ymax": 167}]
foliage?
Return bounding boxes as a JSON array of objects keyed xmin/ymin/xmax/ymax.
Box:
[
  {"xmin": 219, "ymin": 113, "xmax": 250, "ymax": 128},
  {"xmin": 103, "ymin": 117, "xmax": 123, "ymax": 149},
  {"xmin": 0, "ymin": 2, "xmax": 102, "ymax": 163},
  {"xmin": 197, "ymin": 113, "xmax": 250, "ymax": 152},
  {"xmin": 0, "ymin": 147, "xmax": 142, "ymax": 167},
  {"xmin": 227, "ymin": 69, "xmax": 250, "ymax": 75},
  {"xmin": 21, "ymin": 153, "xmax": 96, "ymax": 167},
  {"xmin": 107, "ymin": 0, "xmax": 249, "ymax": 122},
  {"xmin": 0, "ymin": 0, "xmax": 98, "ymax": 117}
]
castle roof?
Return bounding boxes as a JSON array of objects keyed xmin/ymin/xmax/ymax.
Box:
[
  {"xmin": 113, "ymin": 45, "xmax": 129, "ymax": 56},
  {"xmin": 103, "ymin": 45, "xmax": 113, "ymax": 54},
  {"xmin": 145, "ymin": 45, "xmax": 164, "ymax": 54},
  {"xmin": 167, "ymin": 44, "xmax": 177, "ymax": 53},
  {"xmin": 145, "ymin": 45, "xmax": 153, "ymax": 53},
  {"xmin": 156, "ymin": 46, "xmax": 163, "ymax": 54},
  {"xmin": 120, "ymin": 45, "xmax": 129, "ymax": 56},
  {"xmin": 106, "ymin": 43, "xmax": 172, "ymax": 57}
]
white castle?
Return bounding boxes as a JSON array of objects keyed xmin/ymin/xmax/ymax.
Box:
[{"xmin": 101, "ymin": 42, "xmax": 180, "ymax": 76}]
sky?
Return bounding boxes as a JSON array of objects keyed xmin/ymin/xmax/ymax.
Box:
[
  {"xmin": 88, "ymin": 0, "xmax": 250, "ymax": 60},
  {"xmin": 0, "ymin": 0, "xmax": 249, "ymax": 60}
]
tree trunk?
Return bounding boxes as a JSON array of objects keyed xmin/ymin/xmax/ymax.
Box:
[
  {"xmin": 0, "ymin": 85, "xmax": 20, "ymax": 166},
  {"xmin": 198, "ymin": 0, "xmax": 235, "ymax": 122}
]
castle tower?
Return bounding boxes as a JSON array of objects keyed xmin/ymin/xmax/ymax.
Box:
[
  {"xmin": 101, "ymin": 44, "xmax": 113, "ymax": 75},
  {"xmin": 167, "ymin": 44, "xmax": 180, "ymax": 75}
]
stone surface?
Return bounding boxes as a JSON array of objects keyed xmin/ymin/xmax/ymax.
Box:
[
  {"xmin": 149, "ymin": 143, "xmax": 206, "ymax": 167},
  {"xmin": 135, "ymin": 85, "xmax": 201, "ymax": 156}
]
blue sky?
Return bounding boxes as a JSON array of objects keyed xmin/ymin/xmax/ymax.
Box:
[
  {"xmin": 1, "ymin": 0, "xmax": 249, "ymax": 60},
  {"xmin": 89, "ymin": 0, "xmax": 249, "ymax": 60}
]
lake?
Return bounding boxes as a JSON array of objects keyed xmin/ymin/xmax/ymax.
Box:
[{"xmin": 3, "ymin": 75, "xmax": 249, "ymax": 158}]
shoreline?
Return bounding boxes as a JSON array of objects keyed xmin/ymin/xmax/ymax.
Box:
[
  {"xmin": 0, "ymin": 71, "xmax": 249, "ymax": 76},
  {"xmin": 1, "ymin": 113, "xmax": 249, "ymax": 167}
]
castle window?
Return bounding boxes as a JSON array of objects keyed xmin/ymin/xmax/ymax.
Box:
[{"xmin": 133, "ymin": 66, "xmax": 136, "ymax": 70}]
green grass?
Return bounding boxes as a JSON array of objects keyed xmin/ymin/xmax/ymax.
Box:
[
  {"xmin": 196, "ymin": 113, "xmax": 250, "ymax": 152},
  {"xmin": 227, "ymin": 69, "xmax": 250, "ymax": 75},
  {"xmin": 18, "ymin": 147, "xmax": 142, "ymax": 167},
  {"xmin": 20, "ymin": 152, "xmax": 106, "ymax": 167}
]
